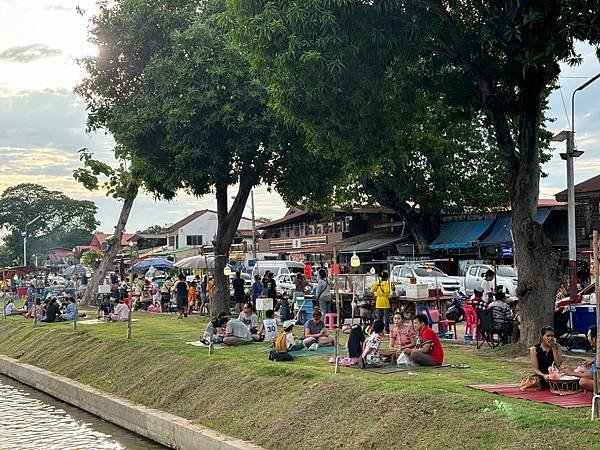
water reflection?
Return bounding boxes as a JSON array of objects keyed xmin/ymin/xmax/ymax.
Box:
[{"xmin": 0, "ymin": 374, "xmax": 165, "ymax": 450}]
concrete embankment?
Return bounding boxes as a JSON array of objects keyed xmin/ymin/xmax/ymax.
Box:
[{"xmin": 0, "ymin": 356, "xmax": 263, "ymax": 450}]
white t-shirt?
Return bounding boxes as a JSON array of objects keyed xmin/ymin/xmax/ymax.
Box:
[
  {"xmin": 262, "ymin": 319, "xmax": 278, "ymax": 342},
  {"xmin": 5, "ymin": 302, "xmax": 16, "ymax": 315},
  {"xmin": 480, "ymin": 279, "xmax": 495, "ymax": 296},
  {"xmin": 285, "ymin": 332, "xmax": 296, "ymax": 350}
]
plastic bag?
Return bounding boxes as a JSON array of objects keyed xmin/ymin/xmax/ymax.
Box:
[
  {"xmin": 548, "ymin": 363, "xmax": 560, "ymax": 380},
  {"xmin": 397, "ymin": 351, "xmax": 410, "ymax": 367}
]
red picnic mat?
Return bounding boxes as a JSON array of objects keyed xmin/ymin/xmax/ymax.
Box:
[{"xmin": 467, "ymin": 383, "xmax": 593, "ymax": 408}]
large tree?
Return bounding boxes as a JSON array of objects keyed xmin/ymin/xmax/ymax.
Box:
[
  {"xmin": 0, "ymin": 184, "xmax": 98, "ymax": 266},
  {"xmin": 77, "ymin": 0, "xmax": 304, "ymax": 314},
  {"xmin": 230, "ymin": 0, "xmax": 600, "ymax": 343}
]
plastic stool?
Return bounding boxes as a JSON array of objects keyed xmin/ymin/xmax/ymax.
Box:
[
  {"xmin": 324, "ymin": 313, "xmax": 338, "ymax": 329},
  {"xmin": 439, "ymin": 320, "xmax": 457, "ymax": 339},
  {"xmin": 464, "ymin": 316, "xmax": 475, "ymax": 337}
]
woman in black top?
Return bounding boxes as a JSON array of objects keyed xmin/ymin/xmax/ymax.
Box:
[
  {"xmin": 41, "ymin": 298, "xmax": 60, "ymax": 323},
  {"xmin": 266, "ymin": 272, "xmax": 277, "ymax": 310},
  {"xmin": 529, "ymin": 325, "xmax": 563, "ymax": 387}
]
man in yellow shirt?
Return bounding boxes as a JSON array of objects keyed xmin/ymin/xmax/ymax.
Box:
[{"xmin": 370, "ymin": 271, "xmax": 391, "ymax": 333}]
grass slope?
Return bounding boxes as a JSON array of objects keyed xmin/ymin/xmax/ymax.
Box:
[{"xmin": 0, "ymin": 311, "xmax": 598, "ymax": 450}]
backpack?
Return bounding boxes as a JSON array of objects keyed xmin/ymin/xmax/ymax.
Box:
[
  {"xmin": 274, "ymin": 332, "xmax": 288, "ymax": 353},
  {"xmin": 268, "ymin": 349, "xmax": 295, "ymax": 362}
]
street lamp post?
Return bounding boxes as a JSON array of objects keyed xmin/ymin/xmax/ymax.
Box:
[
  {"xmin": 23, "ymin": 215, "xmax": 42, "ymax": 267},
  {"xmin": 552, "ymin": 72, "xmax": 600, "ymax": 303}
]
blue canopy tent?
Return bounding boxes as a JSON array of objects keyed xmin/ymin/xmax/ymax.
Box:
[
  {"xmin": 480, "ymin": 209, "xmax": 552, "ymax": 247},
  {"xmin": 133, "ymin": 257, "xmax": 174, "ymax": 270},
  {"xmin": 429, "ymin": 220, "xmax": 493, "ymax": 250}
]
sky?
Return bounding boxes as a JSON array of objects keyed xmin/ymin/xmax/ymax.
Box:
[{"xmin": 0, "ymin": 1, "xmax": 599, "ymax": 234}]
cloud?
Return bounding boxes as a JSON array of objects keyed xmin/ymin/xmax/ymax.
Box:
[
  {"xmin": 0, "ymin": 43, "xmax": 63, "ymax": 63},
  {"xmin": 45, "ymin": 4, "xmax": 73, "ymax": 12}
]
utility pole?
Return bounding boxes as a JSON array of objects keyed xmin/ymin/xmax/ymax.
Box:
[{"xmin": 23, "ymin": 215, "xmax": 42, "ymax": 267}]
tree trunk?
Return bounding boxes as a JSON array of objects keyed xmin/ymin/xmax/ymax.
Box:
[
  {"xmin": 402, "ymin": 209, "xmax": 439, "ymax": 255},
  {"xmin": 210, "ymin": 179, "xmax": 253, "ymax": 316},
  {"xmin": 80, "ymin": 182, "xmax": 139, "ymax": 306}
]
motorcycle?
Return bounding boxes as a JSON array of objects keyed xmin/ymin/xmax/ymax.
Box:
[{"xmin": 446, "ymin": 290, "xmax": 469, "ymax": 322}]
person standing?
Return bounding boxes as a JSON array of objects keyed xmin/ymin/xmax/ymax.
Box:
[
  {"xmin": 480, "ymin": 270, "xmax": 496, "ymax": 303},
  {"xmin": 370, "ymin": 271, "xmax": 391, "ymax": 333},
  {"xmin": 266, "ymin": 271, "xmax": 277, "ymax": 310},
  {"xmin": 232, "ymin": 271, "xmax": 246, "ymax": 311},
  {"xmin": 199, "ymin": 275, "xmax": 208, "ymax": 315},
  {"xmin": 173, "ymin": 274, "xmax": 189, "ymax": 319},
  {"xmin": 251, "ymin": 274, "xmax": 263, "ymax": 304},
  {"xmin": 315, "ymin": 269, "xmax": 331, "ymax": 314}
]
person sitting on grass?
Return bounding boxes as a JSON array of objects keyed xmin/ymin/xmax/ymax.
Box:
[
  {"xmin": 40, "ymin": 298, "xmax": 60, "ymax": 323},
  {"xmin": 359, "ymin": 319, "xmax": 385, "ymax": 369},
  {"xmin": 338, "ymin": 324, "xmax": 365, "ymax": 366},
  {"xmin": 238, "ymin": 303, "xmax": 259, "ymax": 334},
  {"xmin": 529, "ymin": 325, "xmax": 562, "ymax": 388},
  {"xmin": 389, "ymin": 312, "xmax": 416, "ymax": 354},
  {"xmin": 26, "ymin": 298, "xmax": 44, "ymax": 321},
  {"xmin": 97, "ymin": 296, "xmax": 113, "ymax": 319},
  {"xmin": 4, "ymin": 298, "xmax": 26, "ymax": 316},
  {"xmin": 404, "ymin": 314, "xmax": 444, "ymax": 366},
  {"xmin": 201, "ymin": 312, "xmax": 228, "ymax": 345},
  {"xmin": 302, "ymin": 310, "xmax": 334, "ymax": 350},
  {"xmin": 59, "ymin": 297, "xmax": 78, "ymax": 321},
  {"xmin": 223, "ymin": 316, "xmax": 258, "ymax": 346},
  {"xmin": 107, "ymin": 298, "xmax": 130, "ymax": 322},
  {"xmin": 563, "ymin": 325, "xmax": 596, "ymax": 391},
  {"xmin": 258, "ymin": 309, "xmax": 278, "ymax": 343},
  {"xmin": 274, "ymin": 320, "xmax": 304, "ymax": 352}
]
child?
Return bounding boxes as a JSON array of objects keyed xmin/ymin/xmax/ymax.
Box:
[
  {"xmin": 259, "ymin": 309, "xmax": 279, "ymax": 343},
  {"xmin": 187, "ymin": 281, "xmax": 197, "ymax": 315},
  {"xmin": 389, "ymin": 312, "xmax": 416, "ymax": 353},
  {"xmin": 359, "ymin": 319, "xmax": 385, "ymax": 369},
  {"xmin": 340, "ymin": 324, "xmax": 365, "ymax": 366},
  {"xmin": 274, "ymin": 320, "xmax": 303, "ymax": 352}
]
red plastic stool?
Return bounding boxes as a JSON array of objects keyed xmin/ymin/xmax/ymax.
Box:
[
  {"xmin": 439, "ymin": 320, "xmax": 457, "ymax": 339},
  {"xmin": 464, "ymin": 316, "xmax": 475, "ymax": 336},
  {"xmin": 324, "ymin": 313, "xmax": 338, "ymax": 329}
]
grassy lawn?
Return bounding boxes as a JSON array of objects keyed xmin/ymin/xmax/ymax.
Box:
[{"xmin": 0, "ymin": 306, "xmax": 598, "ymax": 449}]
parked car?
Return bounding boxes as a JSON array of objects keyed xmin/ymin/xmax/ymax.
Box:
[
  {"xmin": 464, "ymin": 264, "xmax": 518, "ymax": 296},
  {"xmin": 252, "ymin": 260, "xmax": 305, "ymax": 278},
  {"xmin": 390, "ymin": 264, "xmax": 461, "ymax": 295}
]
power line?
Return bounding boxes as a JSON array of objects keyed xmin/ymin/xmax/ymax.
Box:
[{"xmin": 558, "ymin": 84, "xmax": 572, "ymax": 129}]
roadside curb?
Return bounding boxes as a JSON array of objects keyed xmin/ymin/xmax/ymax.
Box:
[{"xmin": 0, "ymin": 355, "xmax": 265, "ymax": 450}]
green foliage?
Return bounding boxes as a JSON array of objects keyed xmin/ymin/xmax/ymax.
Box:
[
  {"xmin": 135, "ymin": 224, "xmax": 168, "ymax": 234},
  {"xmin": 73, "ymin": 148, "xmax": 137, "ymax": 199},
  {"xmin": 0, "ymin": 184, "xmax": 98, "ymax": 265},
  {"xmin": 82, "ymin": 249, "xmax": 103, "ymax": 269},
  {"xmin": 76, "ymin": 0, "xmax": 297, "ymax": 201}
]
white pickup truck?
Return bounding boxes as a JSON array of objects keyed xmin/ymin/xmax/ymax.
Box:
[
  {"xmin": 463, "ymin": 264, "xmax": 518, "ymax": 296},
  {"xmin": 390, "ymin": 264, "xmax": 462, "ymax": 295}
]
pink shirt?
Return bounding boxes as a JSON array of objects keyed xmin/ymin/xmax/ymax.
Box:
[
  {"xmin": 390, "ymin": 324, "xmax": 415, "ymax": 348},
  {"xmin": 114, "ymin": 303, "xmax": 130, "ymax": 321}
]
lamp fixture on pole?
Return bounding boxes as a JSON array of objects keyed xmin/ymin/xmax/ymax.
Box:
[{"xmin": 350, "ymin": 251, "xmax": 361, "ymax": 268}]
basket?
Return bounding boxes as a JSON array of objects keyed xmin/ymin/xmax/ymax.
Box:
[{"xmin": 548, "ymin": 376, "xmax": 581, "ymax": 395}]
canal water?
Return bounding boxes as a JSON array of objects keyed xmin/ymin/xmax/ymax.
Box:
[{"xmin": 0, "ymin": 374, "xmax": 166, "ymax": 449}]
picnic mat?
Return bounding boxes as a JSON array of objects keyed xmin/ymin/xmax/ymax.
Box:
[
  {"xmin": 78, "ymin": 319, "xmax": 139, "ymax": 325},
  {"xmin": 468, "ymin": 384, "xmax": 594, "ymax": 408},
  {"xmin": 345, "ymin": 363, "xmax": 451, "ymax": 373},
  {"xmin": 187, "ymin": 341, "xmax": 223, "ymax": 349},
  {"xmin": 289, "ymin": 346, "xmax": 346, "ymax": 358}
]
